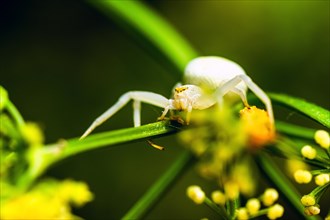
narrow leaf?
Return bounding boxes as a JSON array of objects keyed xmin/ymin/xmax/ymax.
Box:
[
  {"xmin": 269, "ymin": 93, "xmax": 330, "ymax": 128},
  {"xmin": 58, "ymin": 121, "xmax": 181, "ymax": 161},
  {"xmin": 122, "ymin": 151, "xmax": 194, "ymax": 220}
]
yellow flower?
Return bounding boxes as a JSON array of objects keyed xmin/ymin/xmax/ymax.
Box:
[
  {"xmin": 58, "ymin": 179, "xmax": 94, "ymax": 206},
  {"xmin": 304, "ymin": 205, "xmax": 320, "ymax": 216},
  {"xmin": 314, "ymin": 173, "xmax": 330, "ymax": 186},
  {"xmin": 224, "ymin": 181, "xmax": 240, "ymax": 200},
  {"xmin": 293, "ymin": 169, "xmax": 312, "ymax": 184},
  {"xmin": 0, "ymin": 179, "xmax": 93, "ymax": 220},
  {"xmin": 301, "ymin": 145, "xmax": 317, "ymax": 159},
  {"xmin": 262, "ymin": 188, "xmax": 279, "ymax": 206},
  {"xmin": 304, "ymin": 206, "xmax": 321, "ymax": 215},
  {"xmin": 236, "ymin": 208, "xmax": 249, "ymax": 220},
  {"xmin": 246, "ymin": 198, "xmax": 260, "ymax": 215},
  {"xmin": 1, "ymin": 191, "xmax": 73, "ymax": 219},
  {"xmin": 314, "ymin": 130, "xmax": 330, "ymax": 149},
  {"xmin": 267, "ymin": 204, "xmax": 284, "ymax": 219},
  {"xmin": 240, "ymin": 106, "xmax": 275, "ymax": 148},
  {"xmin": 186, "ymin": 185, "xmax": 205, "ymax": 204},
  {"xmin": 21, "ymin": 122, "xmax": 44, "ymax": 147},
  {"xmin": 211, "ymin": 190, "xmax": 226, "ymax": 205},
  {"xmin": 301, "ymin": 195, "xmax": 316, "ymax": 206}
]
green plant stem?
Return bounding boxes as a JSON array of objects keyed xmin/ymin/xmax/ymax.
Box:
[
  {"xmin": 275, "ymin": 121, "xmax": 316, "ymax": 140},
  {"xmin": 87, "ymin": 0, "xmax": 198, "ymax": 74},
  {"xmin": 257, "ymin": 152, "xmax": 320, "ymax": 220},
  {"xmin": 22, "ymin": 121, "xmax": 181, "ymax": 189},
  {"xmin": 226, "ymin": 198, "xmax": 240, "ymax": 220},
  {"xmin": 122, "ymin": 151, "xmax": 194, "ymax": 220},
  {"xmin": 59, "ymin": 121, "xmax": 180, "ymax": 161},
  {"xmin": 204, "ymin": 197, "xmax": 230, "ymax": 220},
  {"xmin": 6, "ymin": 99, "xmax": 25, "ymax": 129}
]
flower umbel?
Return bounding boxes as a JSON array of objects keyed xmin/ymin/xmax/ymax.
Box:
[{"xmin": 0, "ymin": 179, "xmax": 93, "ymax": 220}]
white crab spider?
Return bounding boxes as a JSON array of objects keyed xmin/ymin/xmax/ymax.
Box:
[{"xmin": 81, "ymin": 56, "xmax": 274, "ymax": 139}]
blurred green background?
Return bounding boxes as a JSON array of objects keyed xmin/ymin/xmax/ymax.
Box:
[{"xmin": 1, "ymin": 0, "xmax": 329, "ymax": 219}]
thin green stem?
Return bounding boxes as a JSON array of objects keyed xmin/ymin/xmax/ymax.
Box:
[
  {"xmin": 275, "ymin": 121, "xmax": 316, "ymax": 140},
  {"xmin": 310, "ymin": 182, "xmax": 330, "ymax": 203},
  {"xmin": 6, "ymin": 99, "xmax": 25, "ymax": 129},
  {"xmin": 59, "ymin": 121, "xmax": 180, "ymax": 160},
  {"xmin": 122, "ymin": 151, "xmax": 194, "ymax": 220},
  {"xmin": 23, "ymin": 121, "xmax": 182, "ymax": 188},
  {"xmin": 204, "ymin": 197, "xmax": 230, "ymax": 220},
  {"xmin": 256, "ymin": 152, "xmax": 320, "ymax": 220},
  {"xmin": 226, "ymin": 198, "xmax": 240, "ymax": 220}
]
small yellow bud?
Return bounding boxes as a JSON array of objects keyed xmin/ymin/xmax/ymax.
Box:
[
  {"xmin": 304, "ymin": 205, "xmax": 320, "ymax": 216},
  {"xmin": 236, "ymin": 208, "xmax": 249, "ymax": 220},
  {"xmin": 246, "ymin": 198, "xmax": 260, "ymax": 215},
  {"xmin": 186, "ymin": 185, "xmax": 205, "ymax": 204},
  {"xmin": 314, "ymin": 173, "xmax": 330, "ymax": 186},
  {"xmin": 224, "ymin": 181, "xmax": 239, "ymax": 200},
  {"xmin": 301, "ymin": 195, "xmax": 316, "ymax": 206},
  {"xmin": 294, "ymin": 170, "xmax": 312, "ymax": 184},
  {"xmin": 21, "ymin": 122, "xmax": 44, "ymax": 146},
  {"xmin": 262, "ymin": 188, "xmax": 279, "ymax": 206},
  {"xmin": 267, "ymin": 204, "xmax": 284, "ymax": 219},
  {"xmin": 211, "ymin": 190, "xmax": 226, "ymax": 205},
  {"xmin": 286, "ymin": 159, "xmax": 308, "ymax": 175},
  {"xmin": 301, "ymin": 145, "xmax": 317, "ymax": 159},
  {"xmin": 314, "ymin": 130, "xmax": 330, "ymax": 149}
]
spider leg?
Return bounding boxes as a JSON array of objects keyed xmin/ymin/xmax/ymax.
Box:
[
  {"xmin": 215, "ymin": 76, "xmax": 243, "ymax": 107},
  {"xmin": 80, "ymin": 91, "xmax": 172, "ymax": 139},
  {"xmin": 133, "ymin": 100, "xmax": 141, "ymax": 127},
  {"xmin": 215, "ymin": 75, "xmax": 274, "ymax": 127},
  {"xmin": 238, "ymin": 75, "xmax": 274, "ymax": 126},
  {"xmin": 232, "ymin": 88, "xmax": 249, "ymax": 107}
]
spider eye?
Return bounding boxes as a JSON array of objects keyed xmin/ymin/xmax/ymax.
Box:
[{"xmin": 175, "ymin": 86, "xmax": 188, "ymax": 93}]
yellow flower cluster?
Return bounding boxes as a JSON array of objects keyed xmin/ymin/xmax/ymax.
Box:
[
  {"xmin": 0, "ymin": 179, "xmax": 93, "ymax": 220},
  {"xmin": 301, "ymin": 195, "xmax": 320, "ymax": 216},
  {"xmin": 179, "ymin": 106, "xmax": 263, "ymax": 198},
  {"xmin": 187, "ymin": 184, "xmax": 284, "ymax": 220},
  {"xmin": 239, "ymin": 106, "xmax": 275, "ymax": 148},
  {"xmin": 236, "ymin": 188, "xmax": 283, "ymax": 220},
  {"xmin": 294, "ymin": 130, "xmax": 330, "ymax": 217}
]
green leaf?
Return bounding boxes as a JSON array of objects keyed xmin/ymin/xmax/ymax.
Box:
[
  {"xmin": 269, "ymin": 93, "xmax": 330, "ymax": 128},
  {"xmin": 275, "ymin": 121, "xmax": 316, "ymax": 139},
  {"xmin": 122, "ymin": 151, "xmax": 194, "ymax": 220},
  {"xmin": 58, "ymin": 120, "xmax": 181, "ymax": 161}
]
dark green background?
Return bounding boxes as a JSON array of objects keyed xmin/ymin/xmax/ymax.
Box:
[{"xmin": 1, "ymin": 0, "xmax": 329, "ymax": 219}]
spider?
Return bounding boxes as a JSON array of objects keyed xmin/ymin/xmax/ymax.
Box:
[{"xmin": 80, "ymin": 56, "xmax": 274, "ymax": 139}]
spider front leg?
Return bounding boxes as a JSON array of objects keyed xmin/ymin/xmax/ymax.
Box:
[
  {"xmin": 238, "ymin": 75, "xmax": 274, "ymax": 126},
  {"xmin": 216, "ymin": 75, "xmax": 274, "ymax": 127},
  {"xmin": 80, "ymin": 91, "xmax": 173, "ymax": 139}
]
